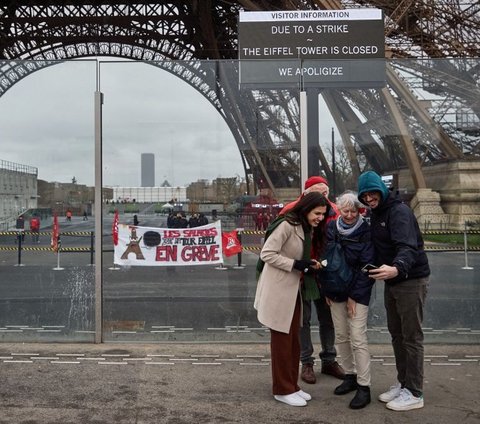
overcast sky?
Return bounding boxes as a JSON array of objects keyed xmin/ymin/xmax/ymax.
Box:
[
  {"xmin": 0, "ymin": 59, "xmax": 246, "ymax": 187},
  {"xmin": 0, "ymin": 59, "xmax": 336, "ymax": 188}
]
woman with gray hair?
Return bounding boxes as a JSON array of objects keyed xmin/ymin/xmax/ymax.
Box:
[{"xmin": 323, "ymin": 191, "xmax": 375, "ymax": 409}]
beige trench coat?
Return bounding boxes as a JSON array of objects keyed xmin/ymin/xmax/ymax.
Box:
[{"xmin": 254, "ymin": 220, "xmax": 305, "ymax": 333}]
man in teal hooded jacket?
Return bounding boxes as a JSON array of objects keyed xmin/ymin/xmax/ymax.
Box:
[{"xmin": 357, "ymin": 171, "xmax": 429, "ymax": 412}]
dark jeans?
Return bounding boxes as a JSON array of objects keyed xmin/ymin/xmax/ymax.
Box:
[
  {"xmin": 385, "ymin": 277, "xmax": 429, "ymax": 396},
  {"xmin": 300, "ymin": 295, "xmax": 337, "ymax": 365}
]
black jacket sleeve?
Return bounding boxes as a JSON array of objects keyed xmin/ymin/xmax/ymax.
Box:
[{"xmin": 388, "ymin": 203, "xmax": 422, "ymax": 279}]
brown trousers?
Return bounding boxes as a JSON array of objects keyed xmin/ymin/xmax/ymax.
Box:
[{"xmin": 270, "ymin": 294, "xmax": 301, "ymax": 395}]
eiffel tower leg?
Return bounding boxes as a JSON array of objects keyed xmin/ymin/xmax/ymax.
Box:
[{"xmin": 380, "ymin": 88, "xmax": 445, "ymax": 227}]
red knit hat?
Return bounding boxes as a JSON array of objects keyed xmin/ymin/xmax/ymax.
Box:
[{"xmin": 304, "ymin": 176, "xmax": 328, "ymax": 190}]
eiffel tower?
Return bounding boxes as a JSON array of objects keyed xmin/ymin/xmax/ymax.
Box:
[{"xmin": 1, "ymin": 1, "xmax": 479, "ymax": 223}]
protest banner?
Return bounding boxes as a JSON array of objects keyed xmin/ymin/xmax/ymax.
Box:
[{"xmin": 114, "ymin": 221, "xmax": 224, "ymax": 266}]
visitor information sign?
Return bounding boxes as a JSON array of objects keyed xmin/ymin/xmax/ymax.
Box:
[{"xmin": 238, "ymin": 9, "xmax": 385, "ymax": 88}]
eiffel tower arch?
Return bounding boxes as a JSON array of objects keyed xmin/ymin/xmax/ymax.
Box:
[{"xmin": 1, "ymin": 1, "xmax": 479, "ymax": 226}]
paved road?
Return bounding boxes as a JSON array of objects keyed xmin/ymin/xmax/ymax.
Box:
[{"xmin": 0, "ymin": 342, "xmax": 479, "ymax": 424}]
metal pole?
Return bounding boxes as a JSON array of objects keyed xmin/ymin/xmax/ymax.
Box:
[
  {"xmin": 15, "ymin": 231, "xmax": 24, "ymax": 267},
  {"xmin": 331, "ymin": 127, "xmax": 336, "ymax": 198},
  {"xmin": 90, "ymin": 231, "xmax": 94, "ymax": 266},
  {"xmin": 300, "ymin": 91, "xmax": 308, "ymax": 189},
  {"xmin": 94, "ymin": 64, "xmax": 104, "ymax": 343},
  {"xmin": 53, "ymin": 237, "xmax": 64, "ymax": 271},
  {"xmin": 233, "ymin": 230, "xmax": 245, "ymax": 269},
  {"xmin": 462, "ymin": 221, "xmax": 473, "ymax": 270}
]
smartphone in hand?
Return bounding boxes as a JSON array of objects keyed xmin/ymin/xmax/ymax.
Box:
[{"xmin": 361, "ymin": 263, "xmax": 378, "ymax": 273}]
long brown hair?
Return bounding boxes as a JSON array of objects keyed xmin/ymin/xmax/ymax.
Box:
[{"xmin": 285, "ymin": 191, "xmax": 330, "ymax": 258}]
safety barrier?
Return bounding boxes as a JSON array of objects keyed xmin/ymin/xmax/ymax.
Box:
[
  {"xmin": 238, "ymin": 229, "xmax": 480, "ymax": 236},
  {"xmin": 1, "ymin": 228, "xmax": 477, "ymax": 270},
  {"xmin": 423, "ymin": 230, "xmax": 480, "ymax": 235},
  {"xmin": 238, "ymin": 229, "xmax": 480, "ymax": 251},
  {"xmin": 0, "ymin": 230, "xmax": 95, "ymax": 266}
]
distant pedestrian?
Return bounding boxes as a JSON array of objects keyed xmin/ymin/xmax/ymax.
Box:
[
  {"xmin": 198, "ymin": 213, "xmax": 208, "ymax": 226},
  {"xmin": 172, "ymin": 212, "xmax": 188, "ymax": 228},
  {"xmin": 66, "ymin": 210, "xmax": 72, "ymax": 222},
  {"xmin": 262, "ymin": 212, "xmax": 271, "ymax": 231},
  {"xmin": 83, "ymin": 211, "xmax": 88, "ymax": 221},
  {"xmin": 30, "ymin": 215, "xmax": 40, "ymax": 243},
  {"xmin": 188, "ymin": 213, "xmax": 199, "ymax": 228},
  {"xmin": 167, "ymin": 212, "xmax": 175, "ymax": 228},
  {"xmin": 255, "ymin": 212, "xmax": 263, "ymax": 231},
  {"xmin": 133, "ymin": 214, "xmax": 139, "ymax": 226}
]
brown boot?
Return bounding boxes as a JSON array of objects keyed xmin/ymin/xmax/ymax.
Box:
[
  {"xmin": 321, "ymin": 361, "xmax": 346, "ymax": 380},
  {"xmin": 301, "ymin": 363, "xmax": 316, "ymax": 384}
]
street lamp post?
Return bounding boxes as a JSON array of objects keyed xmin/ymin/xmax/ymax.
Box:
[{"xmin": 331, "ymin": 127, "xmax": 336, "ymax": 198}]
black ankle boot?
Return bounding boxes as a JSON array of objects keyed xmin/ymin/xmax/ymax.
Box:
[
  {"xmin": 349, "ymin": 385, "xmax": 371, "ymax": 409},
  {"xmin": 334, "ymin": 374, "xmax": 358, "ymax": 395}
]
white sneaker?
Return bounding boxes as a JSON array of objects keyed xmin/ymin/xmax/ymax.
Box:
[
  {"xmin": 274, "ymin": 393, "xmax": 307, "ymax": 407},
  {"xmin": 386, "ymin": 388, "xmax": 424, "ymax": 411},
  {"xmin": 295, "ymin": 389, "xmax": 312, "ymax": 401},
  {"xmin": 378, "ymin": 382, "xmax": 402, "ymax": 403}
]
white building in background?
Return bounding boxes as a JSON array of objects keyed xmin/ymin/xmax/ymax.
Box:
[
  {"xmin": 109, "ymin": 186, "xmax": 187, "ymax": 203},
  {"xmin": 0, "ymin": 159, "xmax": 38, "ymax": 225},
  {"xmin": 141, "ymin": 153, "xmax": 155, "ymax": 187}
]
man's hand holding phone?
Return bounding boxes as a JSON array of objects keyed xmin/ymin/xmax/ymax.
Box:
[
  {"xmin": 365, "ymin": 264, "xmax": 399, "ymax": 280},
  {"xmin": 361, "ymin": 263, "xmax": 378, "ymax": 273}
]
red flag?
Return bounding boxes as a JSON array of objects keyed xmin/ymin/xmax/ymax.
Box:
[
  {"xmin": 112, "ymin": 209, "xmax": 119, "ymax": 246},
  {"xmin": 51, "ymin": 213, "xmax": 59, "ymax": 252},
  {"xmin": 222, "ymin": 230, "xmax": 242, "ymax": 257}
]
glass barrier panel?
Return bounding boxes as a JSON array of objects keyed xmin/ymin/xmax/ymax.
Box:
[
  {"xmin": 0, "ymin": 59, "xmax": 97, "ymax": 342},
  {"xmin": 100, "ymin": 59, "xmax": 303, "ymax": 342},
  {"xmin": 100, "ymin": 57, "xmax": 479, "ymax": 344},
  {"xmin": 0, "ymin": 57, "xmax": 477, "ymax": 344}
]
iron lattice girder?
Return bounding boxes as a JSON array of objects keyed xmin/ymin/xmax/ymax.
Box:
[
  {"xmin": 0, "ymin": 0, "xmax": 479, "ymax": 192},
  {"xmin": 0, "ymin": 2, "xmax": 240, "ymax": 60},
  {"xmin": 348, "ymin": 0, "xmax": 480, "ymax": 58}
]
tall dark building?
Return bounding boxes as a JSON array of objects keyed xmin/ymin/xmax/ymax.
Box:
[{"xmin": 141, "ymin": 153, "xmax": 155, "ymax": 187}]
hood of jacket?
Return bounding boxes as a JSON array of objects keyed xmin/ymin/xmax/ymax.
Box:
[{"xmin": 357, "ymin": 171, "xmax": 390, "ymax": 205}]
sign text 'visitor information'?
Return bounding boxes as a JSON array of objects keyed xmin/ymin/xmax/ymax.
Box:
[{"xmin": 238, "ymin": 9, "xmax": 385, "ymax": 88}]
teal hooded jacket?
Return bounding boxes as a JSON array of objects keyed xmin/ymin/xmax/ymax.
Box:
[
  {"xmin": 357, "ymin": 171, "xmax": 430, "ymax": 284},
  {"xmin": 357, "ymin": 171, "xmax": 390, "ymax": 202}
]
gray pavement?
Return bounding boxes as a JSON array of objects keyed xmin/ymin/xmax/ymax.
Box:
[{"xmin": 0, "ymin": 343, "xmax": 479, "ymax": 424}]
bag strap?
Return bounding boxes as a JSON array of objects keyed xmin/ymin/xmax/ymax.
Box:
[
  {"xmin": 264, "ymin": 215, "xmax": 285, "ymax": 241},
  {"xmin": 256, "ymin": 216, "xmax": 286, "ymax": 280}
]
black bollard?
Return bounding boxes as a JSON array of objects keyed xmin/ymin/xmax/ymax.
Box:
[
  {"xmin": 17, "ymin": 230, "xmax": 23, "ymax": 266},
  {"xmin": 90, "ymin": 231, "xmax": 94, "ymax": 265}
]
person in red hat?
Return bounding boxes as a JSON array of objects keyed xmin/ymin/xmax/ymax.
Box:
[
  {"xmin": 280, "ymin": 176, "xmax": 338, "ymax": 219},
  {"xmin": 280, "ymin": 176, "xmax": 345, "ymax": 384}
]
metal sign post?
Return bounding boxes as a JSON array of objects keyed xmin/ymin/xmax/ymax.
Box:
[{"xmin": 53, "ymin": 237, "xmax": 64, "ymax": 271}]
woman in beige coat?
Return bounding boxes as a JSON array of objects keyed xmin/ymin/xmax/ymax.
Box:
[{"xmin": 254, "ymin": 192, "xmax": 330, "ymax": 407}]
